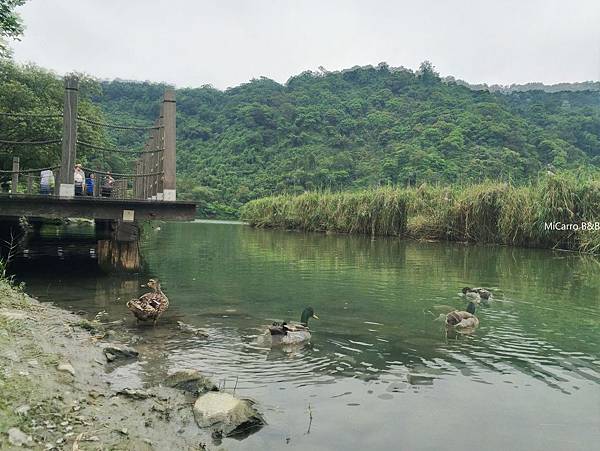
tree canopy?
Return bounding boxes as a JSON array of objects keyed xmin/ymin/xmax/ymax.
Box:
[
  {"xmin": 0, "ymin": 60, "xmax": 126, "ymax": 175},
  {"xmin": 0, "ymin": 0, "xmax": 26, "ymax": 57},
  {"xmin": 94, "ymin": 64, "xmax": 600, "ymax": 216}
]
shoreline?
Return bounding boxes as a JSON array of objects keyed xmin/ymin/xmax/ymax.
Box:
[
  {"xmin": 0, "ymin": 279, "xmax": 214, "ymax": 450},
  {"xmin": 240, "ymin": 175, "xmax": 600, "ymax": 255}
]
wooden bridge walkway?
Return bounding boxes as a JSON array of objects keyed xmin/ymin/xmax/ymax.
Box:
[{"xmin": 0, "ymin": 78, "xmax": 196, "ymax": 222}]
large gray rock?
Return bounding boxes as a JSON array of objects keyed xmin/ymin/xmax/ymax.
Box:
[
  {"xmin": 8, "ymin": 427, "xmax": 33, "ymax": 447},
  {"xmin": 193, "ymin": 392, "xmax": 264, "ymax": 437},
  {"xmin": 163, "ymin": 369, "xmax": 217, "ymax": 395}
]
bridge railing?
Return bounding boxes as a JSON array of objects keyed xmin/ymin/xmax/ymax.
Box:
[
  {"xmin": 0, "ymin": 77, "xmax": 177, "ymax": 201},
  {"xmin": 0, "ymin": 157, "xmax": 60, "ymax": 195}
]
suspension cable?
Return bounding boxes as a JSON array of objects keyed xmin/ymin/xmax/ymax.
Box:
[
  {"xmin": 0, "ymin": 139, "xmax": 62, "ymax": 145},
  {"xmin": 0, "ymin": 165, "xmax": 61, "ymax": 174},
  {"xmin": 0, "ymin": 112, "xmax": 62, "ymax": 118},
  {"xmin": 81, "ymin": 167, "xmax": 163, "ymax": 178},
  {"xmin": 77, "ymin": 116, "xmax": 161, "ymax": 131},
  {"xmin": 76, "ymin": 140, "xmax": 163, "ymax": 154}
]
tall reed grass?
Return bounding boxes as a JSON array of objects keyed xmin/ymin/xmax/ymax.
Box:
[
  {"xmin": 240, "ymin": 173, "xmax": 600, "ymax": 254},
  {"xmin": 241, "ymin": 187, "xmax": 408, "ymax": 236}
]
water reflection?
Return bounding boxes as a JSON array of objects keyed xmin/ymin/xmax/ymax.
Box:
[
  {"xmin": 11, "ymin": 221, "xmax": 600, "ymax": 451},
  {"xmin": 6, "ymin": 222, "xmax": 143, "ymax": 273}
]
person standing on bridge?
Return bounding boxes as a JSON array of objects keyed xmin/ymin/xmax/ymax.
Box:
[
  {"xmin": 101, "ymin": 171, "xmax": 114, "ymax": 198},
  {"xmin": 74, "ymin": 164, "xmax": 85, "ymax": 196},
  {"xmin": 40, "ymin": 169, "xmax": 55, "ymax": 195},
  {"xmin": 85, "ymin": 172, "xmax": 95, "ymax": 196}
]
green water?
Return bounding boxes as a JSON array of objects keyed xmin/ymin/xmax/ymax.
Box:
[{"xmin": 18, "ymin": 221, "xmax": 600, "ymax": 450}]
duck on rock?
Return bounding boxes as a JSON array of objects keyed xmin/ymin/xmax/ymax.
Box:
[
  {"xmin": 446, "ymin": 300, "xmax": 479, "ymax": 330},
  {"xmin": 268, "ymin": 307, "xmax": 319, "ymax": 345},
  {"xmin": 127, "ymin": 279, "xmax": 169, "ymax": 326}
]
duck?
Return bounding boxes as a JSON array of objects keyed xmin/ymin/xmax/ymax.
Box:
[
  {"xmin": 268, "ymin": 307, "xmax": 319, "ymax": 345},
  {"xmin": 462, "ymin": 287, "xmax": 492, "ymax": 301},
  {"xmin": 446, "ymin": 300, "xmax": 479, "ymax": 329},
  {"xmin": 126, "ymin": 279, "xmax": 169, "ymax": 325}
]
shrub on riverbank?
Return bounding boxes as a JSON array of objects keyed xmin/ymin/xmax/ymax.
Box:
[{"xmin": 240, "ymin": 173, "xmax": 600, "ymax": 254}]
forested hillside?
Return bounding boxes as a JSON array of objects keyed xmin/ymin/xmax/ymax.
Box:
[
  {"xmin": 95, "ymin": 62, "xmax": 600, "ymax": 216},
  {"xmin": 3, "ymin": 60, "xmax": 599, "ymax": 217}
]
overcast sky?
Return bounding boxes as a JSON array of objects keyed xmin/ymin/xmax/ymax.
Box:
[{"xmin": 11, "ymin": 0, "xmax": 600, "ymax": 89}]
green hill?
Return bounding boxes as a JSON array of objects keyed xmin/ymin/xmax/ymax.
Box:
[
  {"xmin": 3, "ymin": 60, "xmax": 599, "ymax": 217},
  {"xmin": 95, "ymin": 62, "xmax": 600, "ymax": 216}
]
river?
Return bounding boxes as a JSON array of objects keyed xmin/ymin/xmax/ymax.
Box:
[{"xmin": 12, "ymin": 220, "xmax": 600, "ymax": 450}]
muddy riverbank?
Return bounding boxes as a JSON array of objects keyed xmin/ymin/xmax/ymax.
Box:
[{"xmin": 0, "ymin": 279, "xmax": 230, "ymax": 450}]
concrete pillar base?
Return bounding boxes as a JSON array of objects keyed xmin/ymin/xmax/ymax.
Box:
[
  {"xmin": 163, "ymin": 189, "xmax": 176, "ymax": 201},
  {"xmin": 59, "ymin": 184, "xmax": 74, "ymax": 197}
]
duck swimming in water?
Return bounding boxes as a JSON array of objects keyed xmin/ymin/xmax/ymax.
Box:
[
  {"xmin": 446, "ymin": 300, "xmax": 479, "ymax": 329},
  {"xmin": 127, "ymin": 279, "xmax": 169, "ymax": 326},
  {"xmin": 462, "ymin": 287, "xmax": 492, "ymax": 301},
  {"xmin": 268, "ymin": 307, "xmax": 319, "ymax": 345}
]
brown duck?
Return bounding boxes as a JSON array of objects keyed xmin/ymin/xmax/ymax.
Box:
[
  {"xmin": 446, "ymin": 300, "xmax": 479, "ymax": 329},
  {"xmin": 127, "ymin": 279, "xmax": 169, "ymax": 325}
]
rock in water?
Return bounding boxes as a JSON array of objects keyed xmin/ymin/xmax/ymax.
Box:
[
  {"xmin": 193, "ymin": 392, "xmax": 265, "ymax": 437},
  {"xmin": 8, "ymin": 427, "xmax": 33, "ymax": 447},
  {"xmin": 177, "ymin": 321, "xmax": 209, "ymax": 337},
  {"xmin": 102, "ymin": 344, "xmax": 139, "ymax": 362},
  {"xmin": 164, "ymin": 369, "xmax": 217, "ymax": 395}
]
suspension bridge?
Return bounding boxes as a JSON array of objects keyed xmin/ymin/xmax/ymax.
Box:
[{"xmin": 0, "ymin": 77, "xmax": 196, "ymax": 223}]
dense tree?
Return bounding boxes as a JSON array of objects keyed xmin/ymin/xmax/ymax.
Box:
[
  {"xmin": 0, "ymin": 0, "xmax": 26, "ymax": 57},
  {"xmin": 0, "ymin": 60, "xmax": 122, "ymax": 174},
  {"xmin": 92, "ymin": 64, "xmax": 600, "ymax": 216}
]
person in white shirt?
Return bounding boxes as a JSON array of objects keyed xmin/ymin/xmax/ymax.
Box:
[
  {"xmin": 40, "ymin": 169, "xmax": 55, "ymax": 195},
  {"xmin": 74, "ymin": 163, "xmax": 85, "ymax": 196}
]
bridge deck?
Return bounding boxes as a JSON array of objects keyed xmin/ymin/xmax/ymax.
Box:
[{"xmin": 0, "ymin": 194, "xmax": 196, "ymax": 221}]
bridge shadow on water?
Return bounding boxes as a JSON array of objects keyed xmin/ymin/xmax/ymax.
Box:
[{"xmin": 0, "ymin": 219, "xmax": 143, "ymax": 276}]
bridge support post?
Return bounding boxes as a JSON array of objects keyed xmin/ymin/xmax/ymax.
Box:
[
  {"xmin": 151, "ymin": 121, "xmax": 158, "ymax": 200},
  {"xmin": 162, "ymin": 89, "xmax": 176, "ymax": 201},
  {"xmin": 59, "ymin": 77, "xmax": 79, "ymax": 198},
  {"xmin": 156, "ymin": 104, "xmax": 164, "ymax": 200},
  {"xmin": 11, "ymin": 156, "xmax": 19, "ymax": 193},
  {"xmin": 147, "ymin": 130, "xmax": 155, "ymax": 200}
]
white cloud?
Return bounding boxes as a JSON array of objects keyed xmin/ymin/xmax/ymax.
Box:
[{"xmin": 12, "ymin": 0, "xmax": 600, "ymax": 89}]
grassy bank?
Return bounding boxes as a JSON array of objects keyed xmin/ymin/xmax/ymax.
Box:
[{"xmin": 240, "ymin": 173, "xmax": 600, "ymax": 254}]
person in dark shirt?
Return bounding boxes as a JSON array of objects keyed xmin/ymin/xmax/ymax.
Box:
[{"xmin": 101, "ymin": 172, "xmax": 114, "ymax": 197}]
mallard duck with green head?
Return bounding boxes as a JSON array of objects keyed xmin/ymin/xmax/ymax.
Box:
[
  {"xmin": 268, "ymin": 307, "xmax": 319, "ymax": 345},
  {"xmin": 127, "ymin": 278, "xmax": 169, "ymax": 326},
  {"xmin": 446, "ymin": 300, "xmax": 479, "ymax": 329}
]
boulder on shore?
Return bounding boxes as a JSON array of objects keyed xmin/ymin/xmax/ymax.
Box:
[
  {"xmin": 163, "ymin": 369, "xmax": 217, "ymax": 395},
  {"xmin": 193, "ymin": 392, "xmax": 265, "ymax": 438},
  {"xmin": 8, "ymin": 427, "xmax": 33, "ymax": 447}
]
